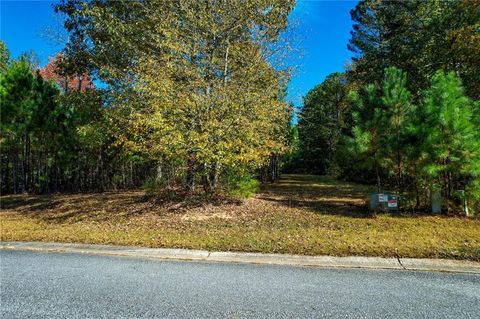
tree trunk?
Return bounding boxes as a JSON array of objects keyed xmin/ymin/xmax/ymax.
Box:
[
  {"xmin": 375, "ymin": 161, "xmax": 381, "ymax": 192},
  {"xmin": 414, "ymin": 179, "xmax": 420, "ymax": 211},
  {"xmin": 13, "ymin": 151, "xmax": 18, "ymax": 194},
  {"xmin": 185, "ymin": 158, "xmax": 196, "ymax": 192}
]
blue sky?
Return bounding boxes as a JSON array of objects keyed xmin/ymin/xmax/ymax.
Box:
[
  {"xmin": 286, "ymin": 0, "xmax": 356, "ymax": 110},
  {"xmin": 1, "ymin": 0, "xmax": 357, "ymax": 109}
]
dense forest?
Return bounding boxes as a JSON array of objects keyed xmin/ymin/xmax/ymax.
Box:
[{"xmin": 1, "ymin": 0, "xmax": 479, "ymax": 214}]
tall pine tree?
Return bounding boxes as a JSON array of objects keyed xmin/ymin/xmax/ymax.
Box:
[{"xmin": 412, "ymin": 71, "xmax": 480, "ymax": 213}]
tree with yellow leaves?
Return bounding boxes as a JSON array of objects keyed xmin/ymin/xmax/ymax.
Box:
[{"xmin": 57, "ymin": 0, "xmax": 295, "ymax": 195}]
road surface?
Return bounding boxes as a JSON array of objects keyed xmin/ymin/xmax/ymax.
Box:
[{"xmin": 1, "ymin": 250, "xmax": 479, "ymax": 318}]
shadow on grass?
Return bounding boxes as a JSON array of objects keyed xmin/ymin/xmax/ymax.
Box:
[
  {"xmin": 0, "ymin": 189, "xmax": 243, "ymax": 224},
  {"xmin": 1, "ymin": 174, "xmax": 469, "ymax": 223},
  {"xmin": 256, "ymin": 196, "xmax": 370, "ymax": 217},
  {"xmin": 256, "ymin": 174, "xmax": 371, "ymax": 218},
  {"xmin": 258, "ymin": 174, "xmax": 462, "ymax": 219},
  {"xmin": 1, "ymin": 192, "xmax": 152, "ymax": 222}
]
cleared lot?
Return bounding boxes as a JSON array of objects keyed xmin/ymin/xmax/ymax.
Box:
[{"xmin": 1, "ymin": 175, "xmax": 479, "ymax": 260}]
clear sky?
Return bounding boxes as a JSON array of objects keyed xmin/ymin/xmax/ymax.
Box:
[{"xmin": 1, "ymin": 0, "xmax": 358, "ymax": 110}]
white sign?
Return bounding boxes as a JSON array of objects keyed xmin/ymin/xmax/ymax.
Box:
[{"xmin": 378, "ymin": 194, "xmax": 388, "ymax": 203}]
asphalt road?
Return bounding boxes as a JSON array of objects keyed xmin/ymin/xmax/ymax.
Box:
[{"xmin": 1, "ymin": 250, "xmax": 479, "ymax": 319}]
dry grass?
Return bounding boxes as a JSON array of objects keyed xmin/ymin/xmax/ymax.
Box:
[{"xmin": 1, "ymin": 174, "xmax": 479, "ymax": 260}]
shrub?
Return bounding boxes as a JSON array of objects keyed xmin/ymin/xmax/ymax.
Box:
[
  {"xmin": 227, "ymin": 174, "xmax": 260, "ymax": 199},
  {"xmin": 141, "ymin": 177, "xmax": 161, "ymax": 195}
]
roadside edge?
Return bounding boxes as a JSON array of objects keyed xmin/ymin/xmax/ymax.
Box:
[{"xmin": 1, "ymin": 241, "xmax": 479, "ymax": 274}]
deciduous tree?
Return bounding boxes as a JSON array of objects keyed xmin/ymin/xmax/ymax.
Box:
[{"xmin": 56, "ymin": 0, "xmax": 295, "ymax": 195}]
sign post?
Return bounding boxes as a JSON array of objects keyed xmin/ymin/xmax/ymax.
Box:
[{"xmin": 369, "ymin": 193, "xmax": 399, "ymax": 212}]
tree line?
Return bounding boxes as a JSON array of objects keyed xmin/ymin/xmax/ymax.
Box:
[
  {"xmin": 0, "ymin": 49, "xmax": 155, "ymax": 194},
  {"xmin": 1, "ymin": 0, "xmax": 294, "ymax": 197},
  {"xmin": 293, "ymin": 0, "xmax": 480, "ymax": 213}
]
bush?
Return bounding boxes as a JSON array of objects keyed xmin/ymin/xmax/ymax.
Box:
[
  {"xmin": 141, "ymin": 177, "xmax": 162, "ymax": 195},
  {"xmin": 326, "ymin": 162, "xmax": 342, "ymax": 179},
  {"xmin": 227, "ymin": 174, "xmax": 260, "ymax": 199}
]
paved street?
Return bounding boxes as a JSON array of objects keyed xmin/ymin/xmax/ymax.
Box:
[{"xmin": 1, "ymin": 250, "xmax": 479, "ymax": 318}]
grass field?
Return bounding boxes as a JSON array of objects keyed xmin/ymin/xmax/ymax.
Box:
[{"xmin": 1, "ymin": 174, "xmax": 479, "ymax": 260}]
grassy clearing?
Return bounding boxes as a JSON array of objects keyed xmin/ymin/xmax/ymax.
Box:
[{"xmin": 1, "ymin": 174, "xmax": 479, "ymax": 260}]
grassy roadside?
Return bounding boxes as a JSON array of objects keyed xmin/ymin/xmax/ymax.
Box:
[{"xmin": 1, "ymin": 175, "xmax": 479, "ymax": 260}]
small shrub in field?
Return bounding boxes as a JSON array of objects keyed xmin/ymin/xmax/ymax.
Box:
[
  {"xmin": 228, "ymin": 174, "xmax": 259, "ymax": 199},
  {"xmin": 111, "ymin": 174, "xmax": 123, "ymax": 189},
  {"xmin": 141, "ymin": 177, "xmax": 161, "ymax": 195},
  {"xmin": 326, "ymin": 163, "xmax": 342, "ymax": 179}
]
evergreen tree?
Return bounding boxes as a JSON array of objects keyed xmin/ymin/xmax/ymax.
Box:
[
  {"xmin": 412, "ymin": 71, "xmax": 480, "ymax": 213},
  {"xmin": 297, "ymin": 72, "xmax": 349, "ymax": 175},
  {"xmin": 349, "ymin": 83, "xmax": 384, "ymax": 190},
  {"xmin": 0, "ymin": 56, "xmax": 72, "ymax": 192},
  {"xmin": 0, "ymin": 40, "xmax": 10, "ymax": 73},
  {"xmin": 348, "ymin": 0, "xmax": 480, "ymax": 100},
  {"xmin": 381, "ymin": 67, "xmax": 412, "ymax": 192},
  {"xmin": 350, "ymin": 67, "xmax": 412, "ymax": 191},
  {"xmin": 0, "ymin": 58, "xmax": 37, "ymax": 193}
]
